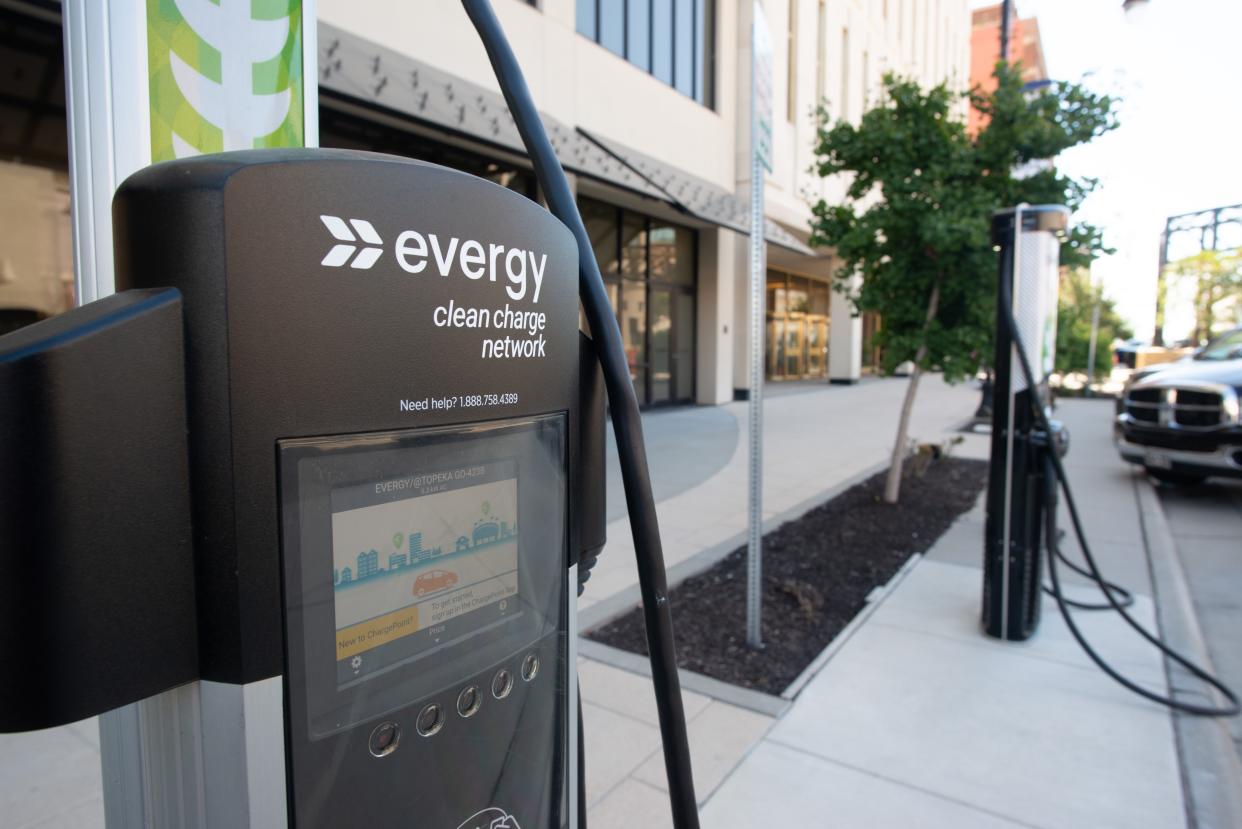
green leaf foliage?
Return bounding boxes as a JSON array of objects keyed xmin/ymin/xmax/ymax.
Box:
[
  {"xmin": 809, "ymin": 64, "xmax": 1118, "ymax": 381},
  {"xmin": 1054, "ymin": 268, "xmax": 1132, "ymax": 376}
]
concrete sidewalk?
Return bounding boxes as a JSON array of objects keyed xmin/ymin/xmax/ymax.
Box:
[{"xmin": 585, "ymin": 395, "xmax": 1199, "ymax": 828}]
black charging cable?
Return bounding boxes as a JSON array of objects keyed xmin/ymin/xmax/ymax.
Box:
[
  {"xmin": 999, "ymin": 275, "xmax": 1239, "ymax": 717},
  {"xmin": 459, "ymin": 2, "xmax": 701, "ymax": 825},
  {"xmin": 1041, "ymin": 542, "xmax": 1135, "ymax": 610}
]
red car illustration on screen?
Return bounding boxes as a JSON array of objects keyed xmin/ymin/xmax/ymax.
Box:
[{"xmin": 412, "ymin": 569, "xmax": 458, "ymax": 597}]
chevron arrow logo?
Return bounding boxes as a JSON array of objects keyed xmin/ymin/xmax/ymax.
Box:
[{"xmin": 320, "ymin": 215, "xmax": 384, "ymax": 269}]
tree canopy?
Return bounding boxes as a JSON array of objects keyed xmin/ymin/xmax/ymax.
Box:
[
  {"xmin": 1168, "ymin": 247, "xmax": 1242, "ymax": 343},
  {"xmin": 1055, "ymin": 268, "xmax": 1132, "ymax": 376},
  {"xmin": 808, "ymin": 64, "xmax": 1118, "ymax": 381}
]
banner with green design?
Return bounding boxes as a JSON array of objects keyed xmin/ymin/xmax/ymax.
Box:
[{"xmin": 147, "ymin": 0, "xmax": 305, "ymax": 162}]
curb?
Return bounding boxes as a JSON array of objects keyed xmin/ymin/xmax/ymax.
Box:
[
  {"xmin": 576, "ymin": 638, "xmax": 791, "ymax": 719},
  {"xmin": 1135, "ymin": 473, "xmax": 1242, "ymax": 829}
]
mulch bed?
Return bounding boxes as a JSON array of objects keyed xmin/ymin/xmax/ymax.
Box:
[{"xmin": 586, "ymin": 456, "xmax": 989, "ymax": 695}]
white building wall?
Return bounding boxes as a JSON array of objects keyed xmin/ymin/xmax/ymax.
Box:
[
  {"xmin": 735, "ymin": 0, "xmax": 971, "ymax": 388},
  {"xmin": 319, "ymin": 0, "xmax": 970, "ymax": 400}
]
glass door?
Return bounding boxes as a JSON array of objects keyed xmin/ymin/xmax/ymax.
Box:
[
  {"xmin": 648, "ymin": 287, "xmax": 673, "ymax": 405},
  {"xmin": 673, "ymin": 288, "xmax": 695, "ymax": 402}
]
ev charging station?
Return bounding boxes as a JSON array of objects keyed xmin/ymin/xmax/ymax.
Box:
[
  {"xmin": 0, "ymin": 0, "xmax": 714, "ymax": 824},
  {"xmin": 3, "ymin": 147, "xmax": 601, "ymax": 828},
  {"xmin": 982, "ymin": 204, "xmax": 1068, "ymax": 642}
]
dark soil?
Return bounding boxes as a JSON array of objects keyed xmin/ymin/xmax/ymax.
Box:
[{"xmin": 586, "ymin": 456, "xmax": 989, "ymax": 695}]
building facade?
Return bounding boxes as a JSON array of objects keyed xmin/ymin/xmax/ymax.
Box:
[
  {"xmin": 968, "ymin": 3, "xmax": 1047, "ymax": 134},
  {"xmin": 0, "ymin": 0, "xmax": 970, "ymax": 404}
]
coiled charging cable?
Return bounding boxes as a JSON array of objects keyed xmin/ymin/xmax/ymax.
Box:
[
  {"xmin": 1042, "ymin": 544, "xmax": 1134, "ymax": 610},
  {"xmin": 1000, "ymin": 275, "xmax": 1239, "ymax": 717}
]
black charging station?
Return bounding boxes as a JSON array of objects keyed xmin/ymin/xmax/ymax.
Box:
[
  {"xmin": 982, "ymin": 204, "xmax": 1069, "ymax": 642},
  {"xmin": 1, "ymin": 148, "xmax": 606, "ymax": 828}
]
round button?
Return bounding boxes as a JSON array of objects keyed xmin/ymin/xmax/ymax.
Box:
[
  {"xmin": 521, "ymin": 653, "xmax": 540, "ymax": 682},
  {"xmin": 491, "ymin": 668, "xmax": 514, "ymax": 700},
  {"xmin": 415, "ymin": 703, "xmax": 444, "ymax": 737},
  {"xmin": 457, "ymin": 685, "xmax": 482, "ymax": 718},
  {"xmin": 368, "ymin": 721, "xmax": 401, "ymax": 757}
]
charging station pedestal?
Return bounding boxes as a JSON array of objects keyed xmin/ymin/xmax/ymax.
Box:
[
  {"xmin": 1, "ymin": 149, "xmax": 604, "ymax": 828},
  {"xmin": 982, "ymin": 204, "xmax": 1069, "ymax": 642}
]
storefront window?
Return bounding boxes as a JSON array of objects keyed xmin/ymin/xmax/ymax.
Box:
[
  {"xmin": 0, "ymin": 6, "xmax": 74, "ymax": 336},
  {"xmin": 766, "ymin": 270, "xmax": 831, "ymax": 381},
  {"xmin": 580, "ymin": 196, "xmax": 697, "ymax": 406}
]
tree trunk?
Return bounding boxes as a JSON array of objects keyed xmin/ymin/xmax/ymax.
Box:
[{"xmin": 883, "ymin": 280, "xmax": 941, "ymax": 504}]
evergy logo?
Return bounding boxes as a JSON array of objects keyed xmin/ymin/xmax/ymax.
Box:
[{"xmin": 318, "ymin": 215, "xmax": 547, "ymax": 303}]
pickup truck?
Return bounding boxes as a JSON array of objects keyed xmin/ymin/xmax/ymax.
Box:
[{"xmin": 1115, "ymin": 328, "xmax": 1242, "ymax": 483}]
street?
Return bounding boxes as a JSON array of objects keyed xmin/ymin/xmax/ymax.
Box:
[{"xmin": 1157, "ymin": 478, "xmax": 1242, "ymax": 765}]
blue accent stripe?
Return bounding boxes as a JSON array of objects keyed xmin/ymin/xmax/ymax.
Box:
[{"xmin": 0, "ymin": 289, "xmax": 182, "ymax": 364}]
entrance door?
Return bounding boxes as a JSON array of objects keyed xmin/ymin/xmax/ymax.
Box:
[
  {"xmin": 784, "ymin": 319, "xmax": 805, "ymax": 377},
  {"xmin": 807, "ymin": 318, "xmax": 828, "ymax": 376}
]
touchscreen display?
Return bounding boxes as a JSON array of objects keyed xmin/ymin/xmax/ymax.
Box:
[{"xmin": 329, "ymin": 459, "xmax": 520, "ymax": 687}]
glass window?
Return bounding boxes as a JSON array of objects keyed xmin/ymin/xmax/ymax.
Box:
[
  {"xmin": 581, "ymin": 0, "xmax": 712, "ymax": 106},
  {"xmin": 652, "ymin": 0, "xmax": 673, "ymax": 85},
  {"xmin": 674, "ymin": 0, "xmax": 694, "ymax": 97},
  {"xmin": 576, "ymin": 0, "xmax": 596, "ymax": 38},
  {"xmin": 811, "ymin": 280, "xmax": 830, "ymax": 316},
  {"xmin": 620, "ymin": 282, "xmax": 647, "ymax": 398},
  {"xmin": 649, "ymin": 224, "xmax": 694, "ymax": 286},
  {"xmin": 694, "ymin": 0, "xmax": 709, "ymax": 103},
  {"xmin": 628, "ymin": 0, "xmax": 651, "ymax": 71},
  {"xmin": 767, "ymin": 272, "xmax": 787, "ymax": 315},
  {"xmin": 581, "ymin": 198, "xmax": 618, "ymax": 277},
  {"xmin": 579, "ymin": 198, "xmax": 697, "ymax": 406},
  {"xmin": 786, "ymin": 0, "xmax": 797, "ymax": 123},
  {"xmin": 674, "ymin": 291, "xmax": 694, "ymax": 399},
  {"xmin": 788, "ymin": 277, "xmax": 810, "ymax": 315},
  {"xmin": 649, "ymin": 288, "xmax": 672, "ymax": 403},
  {"xmin": 600, "ymin": 1, "xmax": 625, "ymax": 56},
  {"xmin": 621, "ymin": 214, "xmax": 647, "ymax": 280}
]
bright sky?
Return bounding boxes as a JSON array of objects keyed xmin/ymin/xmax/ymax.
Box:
[{"xmin": 970, "ymin": 0, "xmax": 1242, "ymax": 339}]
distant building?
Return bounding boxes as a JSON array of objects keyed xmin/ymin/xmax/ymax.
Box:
[
  {"xmin": 969, "ymin": 3, "xmax": 1048, "ymax": 134},
  {"xmin": 341, "ymin": 566, "xmax": 352, "ymax": 584},
  {"xmin": 357, "ymin": 549, "xmax": 379, "ymax": 579},
  {"xmin": 333, "ymin": 567, "xmax": 340, "ymax": 585},
  {"xmin": 389, "ymin": 552, "xmax": 407, "ymax": 569},
  {"xmin": 456, "ymin": 536, "xmax": 470, "ymax": 552}
]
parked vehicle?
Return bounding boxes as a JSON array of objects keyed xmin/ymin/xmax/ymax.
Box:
[{"xmin": 1114, "ymin": 327, "xmax": 1242, "ymax": 483}]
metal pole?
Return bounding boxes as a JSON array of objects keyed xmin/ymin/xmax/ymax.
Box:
[
  {"xmin": 1154, "ymin": 221, "xmax": 1169, "ymax": 346},
  {"xmin": 745, "ymin": 17, "xmax": 766, "ymax": 650},
  {"xmin": 1086, "ymin": 298, "xmax": 1101, "ymax": 396},
  {"xmin": 999, "ymin": 0, "xmax": 1012, "ymax": 61}
]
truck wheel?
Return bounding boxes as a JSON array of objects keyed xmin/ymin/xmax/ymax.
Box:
[{"xmin": 1146, "ymin": 468, "xmax": 1207, "ymax": 486}]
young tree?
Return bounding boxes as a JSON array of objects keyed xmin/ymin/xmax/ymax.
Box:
[
  {"xmin": 1168, "ymin": 248, "xmax": 1242, "ymax": 344},
  {"xmin": 809, "ymin": 65, "xmax": 1116, "ymax": 503},
  {"xmin": 1055, "ymin": 268, "xmax": 1132, "ymax": 377}
]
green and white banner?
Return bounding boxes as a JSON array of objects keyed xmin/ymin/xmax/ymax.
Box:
[{"xmin": 147, "ymin": 0, "xmax": 306, "ymax": 161}]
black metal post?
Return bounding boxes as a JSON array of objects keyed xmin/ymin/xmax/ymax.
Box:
[{"xmin": 999, "ymin": 0, "xmax": 1012, "ymax": 61}]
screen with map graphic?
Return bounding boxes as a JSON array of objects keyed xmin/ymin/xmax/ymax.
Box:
[{"xmin": 329, "ymin": 458, "xmax": 520, "ymax": 688}]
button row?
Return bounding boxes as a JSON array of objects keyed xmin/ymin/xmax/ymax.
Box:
[{"xmin": 367, "ymin": 652, "xmax": 541, "ymax": 756}]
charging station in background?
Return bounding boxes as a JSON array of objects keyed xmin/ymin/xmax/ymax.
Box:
[
  {"xmin": 0, "ymin": 148, "xmax": 606, "ymax": 828},
  {"xmin": 982, "ymin": 204, "xmax": 1069, "ymax": 642}
]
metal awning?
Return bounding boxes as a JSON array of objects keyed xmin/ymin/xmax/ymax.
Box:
[{"xmin": 317, "ymin": 23, "xmax": 817, "ymax": 257}]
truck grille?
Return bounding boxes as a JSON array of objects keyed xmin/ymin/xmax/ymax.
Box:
[{"xmin": 1124, "ymin": 386, "xmax": 1226, "ymax": 429}]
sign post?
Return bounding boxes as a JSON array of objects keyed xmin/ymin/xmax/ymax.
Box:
[{"xmin": 746, "ymin": 1, "xmax": 773, "ymax": 649}]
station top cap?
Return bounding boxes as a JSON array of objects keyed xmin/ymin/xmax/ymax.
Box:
[{"xmin": 991, "ymin": 204, "xmax": 1070, "ymax": 243}]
